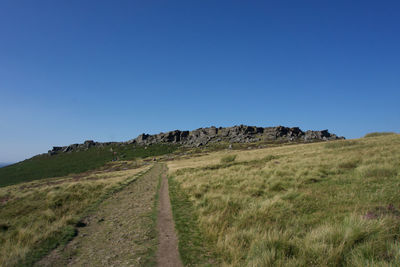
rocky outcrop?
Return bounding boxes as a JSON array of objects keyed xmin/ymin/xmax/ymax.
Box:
[
  {"xmin": 48, "ymin": 125, "xmax": 344, "ymax": 155},
  {"xmin": 127, "ymin": 125, "xmax": 343, "ymax": 146},
  {"xmin": 48, "ymin": 141, "xmax": 119, "ymax": 155}
]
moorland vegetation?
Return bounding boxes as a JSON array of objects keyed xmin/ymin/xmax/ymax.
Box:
[{"xmin": 168, "ymin": 133, "xmax": 400, "ymax": 266}]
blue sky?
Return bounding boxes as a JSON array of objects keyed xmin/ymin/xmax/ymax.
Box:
[{"xmin": 1, "ymin": 0, "xmax": 399, "ymax": 162}]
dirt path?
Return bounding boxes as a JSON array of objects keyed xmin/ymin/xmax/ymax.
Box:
[
  {"xmin": 156, "ymin": 169, "xmax": 183, "ymax": 267},
  {"xmin": 38, "ymin": 164, "xmax": 162, "ymax": 267}
]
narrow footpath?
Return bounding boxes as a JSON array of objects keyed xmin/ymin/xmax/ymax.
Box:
[
  {"xmin": 37, "ymin": 163, "xmax": 183, "ymax": 267},
  {"xmin": 156, "ymin": 168, "xmax": 183, "ymax": 267},
  {"xmin": 38, "ymin": 164, "xmax": 162, "ymax": 267}
]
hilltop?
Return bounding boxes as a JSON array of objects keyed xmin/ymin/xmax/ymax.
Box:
[
  {"xmin": 47, "ymin": 125, "xmax": 344, "ymax": 156},
  {"xmin": 0, "ymin": 125, "xmax": 343, "ymax": 187}
]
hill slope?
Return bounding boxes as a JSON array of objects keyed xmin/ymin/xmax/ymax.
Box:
[
  {"xmin": 0, "ymin": 144, "xmax": 177, "ymax": 187},
  {"xmin": 0, "ymin": 161, "xmax": 154, "ymax": 266},
  {"xmin": 168, "ymin": 134, "xmax": 400, "ymax": 266},
  {"xmin": 0, "ymin": 125, "xmax": 342, "ymax": 187}
]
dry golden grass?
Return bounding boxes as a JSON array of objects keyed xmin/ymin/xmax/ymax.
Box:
[
  {"xmin": 0, "ymin": 162, "xmax": 150, "ymax": 266},
  {"xmin": 168, "ymin": 134, "xmax": 400, "ymax": 266}
]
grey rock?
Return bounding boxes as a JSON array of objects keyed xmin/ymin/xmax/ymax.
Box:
[{"xmin": 46, "ymin": 125, "xmax": 344, "ymax": 155}]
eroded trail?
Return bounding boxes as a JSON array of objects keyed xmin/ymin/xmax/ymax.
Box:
[
  {"xmin": 156, "ymin": 168, "xmax": 183, "ymax": 267},
  {"xmin": 38, "ymin": 164, "xmax": 162, "ymax": 267}
]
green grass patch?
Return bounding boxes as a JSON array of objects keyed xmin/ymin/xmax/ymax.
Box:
[
  {"xmin": 0, "ymin": 143, "xmax": 178, "ymax": 187},
  {"xmin": 169, "ymin": 176, "xmax": 219, "ymax": 266},
  {"xmin": 17, "ymin": 225, "xmax": 77, "ymax": 267}
]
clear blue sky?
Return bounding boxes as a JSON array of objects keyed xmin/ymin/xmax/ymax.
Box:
[{"xmin": 1, "ymin": 0, "xmax": 399, "ymax": 163}]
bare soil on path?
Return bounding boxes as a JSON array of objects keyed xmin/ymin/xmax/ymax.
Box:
[
  {"xmin": 38, "ymin": 164, "xmax": 162, "ymax": 267},
  {"xmin": 156, "ymin": 169, "xmax": 183, "ymax": 267}
]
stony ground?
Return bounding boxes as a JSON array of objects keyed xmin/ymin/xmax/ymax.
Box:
[{"xmin": 38, "ymin": 164, "xmax": 163, "ymax": 267}]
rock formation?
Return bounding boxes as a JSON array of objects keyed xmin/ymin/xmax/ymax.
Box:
[{"xmin": 48, "ymin": 125, "xmax": 344, "ymax": 155}]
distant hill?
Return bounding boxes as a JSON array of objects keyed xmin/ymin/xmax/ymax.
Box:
[
  {"xmin": 0, "ymin": 125, "xmax": 344, "ymax": 187},
  {"xmin": 0, "ymin": 163, "xmax": 12, "ymax": 168}
]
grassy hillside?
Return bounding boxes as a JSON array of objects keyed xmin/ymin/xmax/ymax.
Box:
[
  {"xmin": 168, "ymin": 134, "xmax": 400, "ymax": 266},
  {"xmin": 0, "ymin": 143, "xmax": 178, "ymax": 187},
  {"xmin": 0, "ymin": 162, "xmax": 152, "ymax": 266}
]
